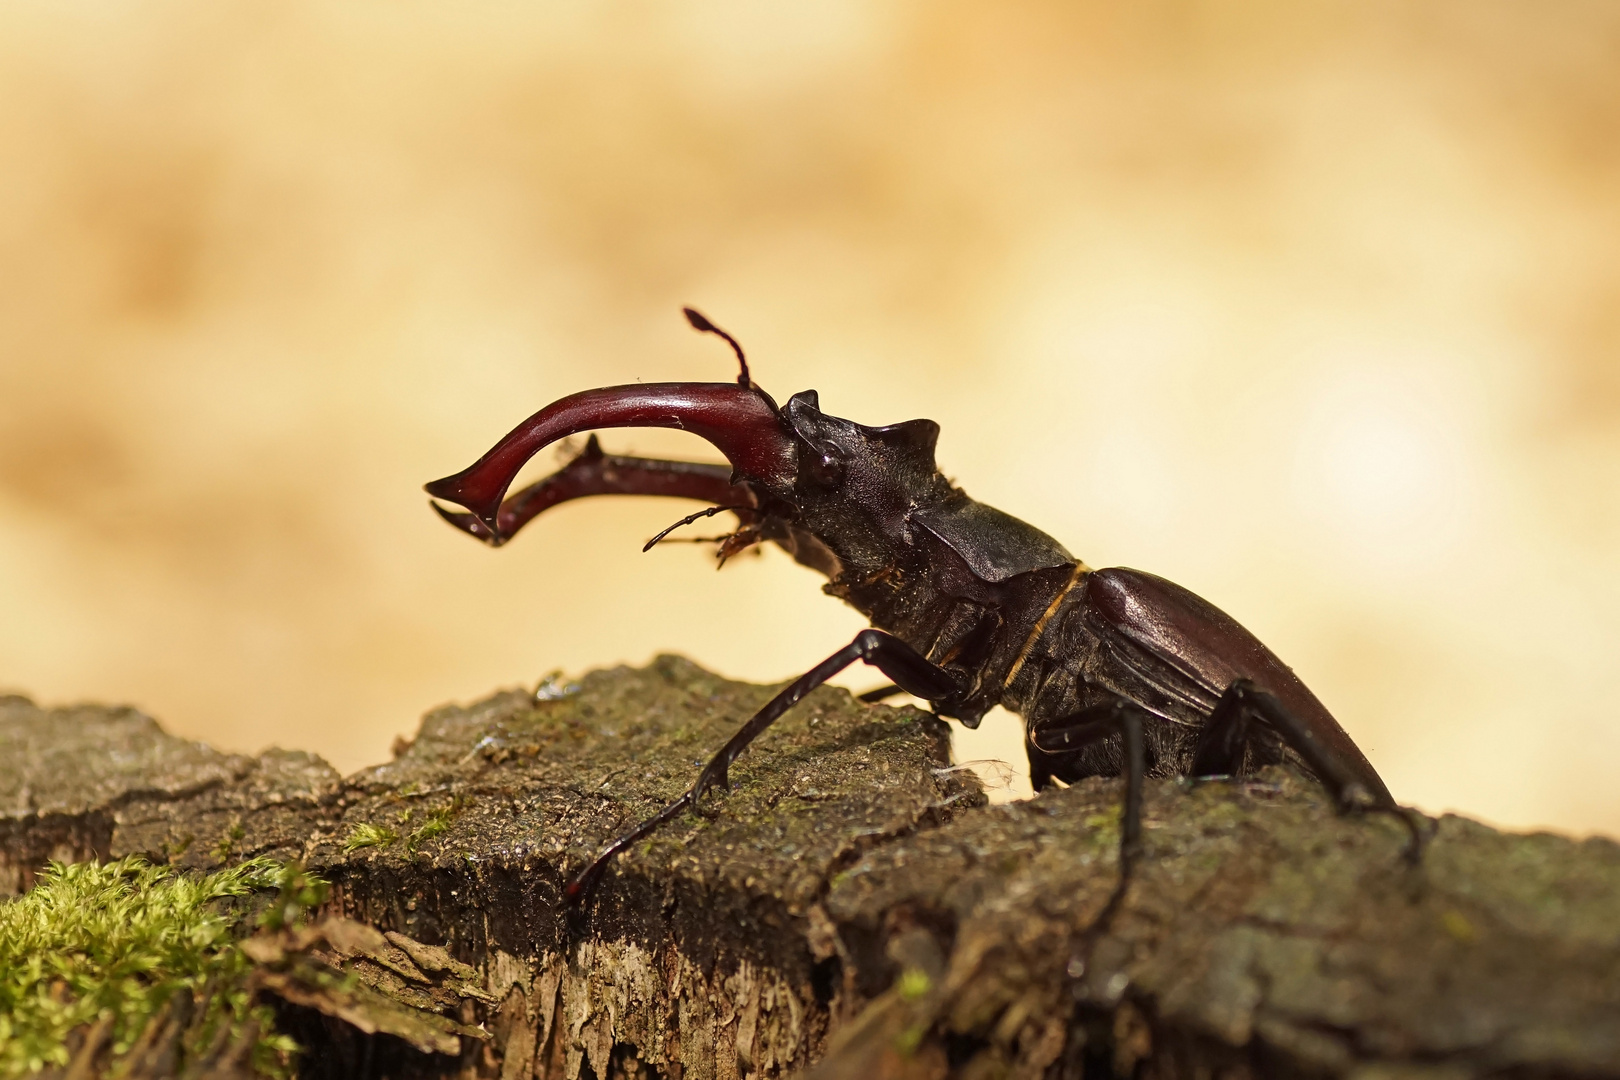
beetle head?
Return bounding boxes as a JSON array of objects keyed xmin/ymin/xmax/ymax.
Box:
[
  {"xmin": 754, "ymin": 389, "xmax": 953, "ymax": 580},
  {"xmin": 425, "ymin": 310, "xmax": 960, "ymax": 583}
]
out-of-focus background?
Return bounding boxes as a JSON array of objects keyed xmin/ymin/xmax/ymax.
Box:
[{"xmin": 2, "ymin": 2, "xmax": 1617, "ymax": 836}]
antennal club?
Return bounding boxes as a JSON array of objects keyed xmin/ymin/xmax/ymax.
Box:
[{"xmin": 683, "ymin": 307, "xmax": 752, "ymax": 389}]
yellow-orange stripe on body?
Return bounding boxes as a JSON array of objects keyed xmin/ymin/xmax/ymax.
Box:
[{"xmin": 1001, "ymin": 561, "xmax": 1089, "ymax": 692}]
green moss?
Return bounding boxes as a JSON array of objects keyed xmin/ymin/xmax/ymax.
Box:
[
  {"xmin": 0, "ymin": 856, "xmax": 309, "ymax": 1078},
  {"xmin": 405, "ymin": 804, "xmax": 456, "ymax": 855},
  {"xmin": 343, "ymin": 822, "xmax": 400, "ymax": 853},
  {"xmin": 1084, "ymin": 807, "xmax": 1122, "ymax": 831},
  {"xmin": 213, "ymin": 817, "xmax": 246, "ymax": 863},
  {"xmin": 1441, "ymin": 909, "xmax": 1478, "ymax": 943},
  {"xmin": 258, "ymin": 862, "xmax": 331, "ymax": 933},
  {"xmin": 897, "ymin": 968, "xmax": 932, "ymax": 1001}
]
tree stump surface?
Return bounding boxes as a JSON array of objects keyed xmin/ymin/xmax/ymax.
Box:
[{"xmin": 2, "ymin": 658, "xmax": 1618, "ymax": 1079}]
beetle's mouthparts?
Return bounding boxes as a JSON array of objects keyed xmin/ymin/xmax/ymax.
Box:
[
  {"xmin": 429, "ymin": 500, "xmax": 503, "ymax": 546},
  {"xmin": 424, "ymin": 383, "xmax": 795, "ymax": 532}
]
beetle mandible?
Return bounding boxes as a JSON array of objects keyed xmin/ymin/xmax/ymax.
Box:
[{"xmin": 426, "ymin": 309, "xmax": 1423, "ymax": 903}]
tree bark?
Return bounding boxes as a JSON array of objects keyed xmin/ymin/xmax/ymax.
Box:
[{"xmin": 2, "ymin": 659, "xmax": 1618, "ymax": 1079}]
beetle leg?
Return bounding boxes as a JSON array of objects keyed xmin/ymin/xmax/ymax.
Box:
[
  {"xmin": 1187, "ymin": 687, "xmax": 1255, "ymax": 778},
  {"xmin": 431, "ymin": 435, "xmax": 752, "ymax": 546},
  {"xmin": 566, "ymin": 629, "xmax": 970, "ymax": 904},
  {"xmin": 857, "ymin": 683, "xmax": 905, "ymax": 703},
  {"xmin": 1027, "ymin": 701, "xmax": 1149, "ymax": 879},
  {"xmin": 1193, "ymin": 679, "xmax": 1429, "ymax": 861}
]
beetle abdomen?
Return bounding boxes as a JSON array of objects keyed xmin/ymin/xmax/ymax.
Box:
[{"xmin": 1083, "ymin": 568, "xmax": 1391, "ymax": 799}]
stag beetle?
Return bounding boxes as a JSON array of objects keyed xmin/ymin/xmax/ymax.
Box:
[{"xmin": 427, "ymin": 310, "xmax": 1423, "ymax": 903}]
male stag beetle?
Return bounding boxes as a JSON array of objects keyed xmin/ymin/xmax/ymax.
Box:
[{"xmin": 426, "ymin": 309, "xmax": 1423, "ymax": 903}]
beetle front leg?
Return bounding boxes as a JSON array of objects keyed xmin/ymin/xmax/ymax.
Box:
[
  {"xmin": 566, "ymin": 629, "xmax": 970, "ymax": 904},
  {"xmin": 1191, "ymin": 679, "xmax": 1429, "ymax": 860},
  {"xmin": 857, "ymin": 683, "xmax": 906, "ymax": 704}
]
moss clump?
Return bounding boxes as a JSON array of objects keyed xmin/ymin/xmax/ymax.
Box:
[
  {"xmin": 213, "ymin": 817, "xmax": 246, "ymax": 862},
  {"xmin": 405, "ymin": 804, "xmax": 456, "ymax": 855},
  {"xmin": 0, "ymin": 856, "xmax": 302, "ymax": 1078},
  {"xmin": 896, "ymin": 968, "xmax": 932, "ymax": 1001},
  {"xmin": 342, "ymin": 822, "xmax": 399, "ymax": 853}
]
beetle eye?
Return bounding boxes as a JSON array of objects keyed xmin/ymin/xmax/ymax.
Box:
[{"xmin": 808, "ymin": 448, "xmax": 847, "ymax": 487}]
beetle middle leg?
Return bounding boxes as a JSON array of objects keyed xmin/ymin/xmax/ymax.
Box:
[
  {"xmin": 566, "ymin": 629, "xmax": 970, "ymax": 903},
  {"xmin": 1026, "ymin": 701, "xmax": 1150, "ymax": 879},
  {"xmin": 1190, "ymin": 679, "xmax": 1429, "ymax": 860}
]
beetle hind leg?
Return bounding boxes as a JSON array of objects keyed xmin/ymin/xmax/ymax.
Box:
[{"xmin": 1192, "ymin": 679, "xmax": 1430, "ymax": 861}]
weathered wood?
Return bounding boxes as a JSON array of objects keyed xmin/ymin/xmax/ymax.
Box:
[{"xmin": 3, "ymin": 659, "xmax": 1618, "ymax": 1079}]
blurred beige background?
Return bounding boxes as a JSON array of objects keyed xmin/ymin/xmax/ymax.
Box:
[{"xmin": 2, "ymin": 1, "xmax": 1618, "ymax": 836}]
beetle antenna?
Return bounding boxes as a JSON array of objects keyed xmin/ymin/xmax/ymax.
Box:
[
  {"xmin": 644, "ymin": 503, "xmax": 752, "ymax": 552},
  {"xmin": 683, "ymin": 307, "xmax": 752, "ymax": 389}
]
